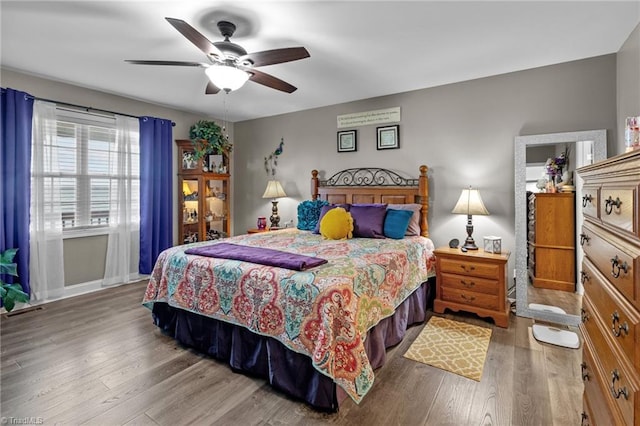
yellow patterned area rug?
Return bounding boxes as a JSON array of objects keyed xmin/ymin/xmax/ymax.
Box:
[{"xmin": 404, "ymin": 316, "xmax": 492, "ymax": 381}]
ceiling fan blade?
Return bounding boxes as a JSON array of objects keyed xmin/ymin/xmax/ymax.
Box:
[
  {"xmin": 239, "ymin": 66, "xmax": 297, "ymax": 93},
  {"xmin": 125, "ymin": 60, "xmax": 206, "ymax": 67},
  {"xmin": 205, "ymin": 81, "xmax": 221, "ymax": 95},
  {"xmin": 165, "ymin": 17, "xmax": 225, "ymax": 60},
  {"xmin": 238, "ymin": 47, "xmax": 310, "ymax": 67}
]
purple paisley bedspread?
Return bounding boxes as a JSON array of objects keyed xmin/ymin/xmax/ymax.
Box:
[
  {"xmin": 185, "ymin": 242, "xmax": 328, "ymax": 270},
  {"xmin": 142, "ymin": 228, "xmax": 436, "ymax": 403}
]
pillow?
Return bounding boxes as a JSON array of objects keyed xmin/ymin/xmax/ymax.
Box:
[
  {"xmin": 387, "ymin": 204, "xmax": 421, "ymax": 236},
  {"xmin": 349, "ymin": 204, "xmax": 387, "ymax": 238},
  {"xmin": 319, "ymin": 207, "xmax": 353, "ymax": 240},
  {"xmin": 297, "ymin": 199, "xmax": 329, "ymax": 231},
  {"xmin": 383, "ymin": 209, "xmax": 414, "ymax": 239},
  {"xmin": 313, "ymin": 204, "xmax": 350, "ymax": 234}
]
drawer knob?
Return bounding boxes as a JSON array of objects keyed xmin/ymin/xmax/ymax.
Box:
[
  {"xmin": 460, "ymin": 265, "xmax": 475, "ymax": 273},
  {"xmin": 460, "ymin": 294, "xmax": 476, "ymax": 302},
  {"xmin": 582, "ymin": 194, "xmax": 593, "ymax": 208},
  {"xmin": 604, "ymin": 195, "xmax": 622, "ymax": 215},
  {"xmin": 610, "ymin": 369, "xmax": 630, "ymax": 400},
  {"xmin": 581, "ymin": 412, "xmax": 590, "ymax": 426},
  {"xmin": 611, "ymin": 311, "xmax": 630, "ymax": 337},
  {"xmin": 580, "ymin": 270, "xmax": 590, "ymax": 285},
  {"xmin": 579, "ymin": 233, "xmax": 590, "ymax": 246},
  {"xmin": 580, "ymin": 362, "xmax": 590, "ymax": 381},
  {"xmin": 581, "ymin": 308, "xmax": 590, "ymax": 323},
  {"xmin": 610, "ymin": 255, "xmax": 629, "ymax": 278},
  {"xmin": 460, "ymin": 280, "xmax": 475, "ymax": 288}
]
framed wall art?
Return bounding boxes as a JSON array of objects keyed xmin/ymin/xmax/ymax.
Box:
[
  {"xmin": 337, "ymin": 130, "xmax": 357, "ymax": 152},
  {"xmin": 377, "ymin": 124, "xmax": 400, "ymax": 150}
]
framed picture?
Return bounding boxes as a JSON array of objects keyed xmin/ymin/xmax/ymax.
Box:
[
  {"xmin": 208, "ymin": 154, "xmax": 224, "ymax": 173},
  {"xmin": 337, "ymin": 130, "xmax": 357, "ymax": 152},
  {"xmin": 377, "ymin": 125, "xmax": 400, "ymax": 150}
]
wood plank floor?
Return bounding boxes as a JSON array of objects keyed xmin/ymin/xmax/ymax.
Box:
[{"xmin": 1, "ymin": 281, "xmax": 583, "ymax": 425}]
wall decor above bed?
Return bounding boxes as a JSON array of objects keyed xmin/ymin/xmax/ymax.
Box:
[{"xmin": 376, "ymin": 124, "xmax": 399, "ymax": 150}]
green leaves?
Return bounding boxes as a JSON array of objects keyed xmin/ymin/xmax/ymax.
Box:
[
  {"xmin": 1, "ymin": 248, "xmax": 30, "ymax": 312},
  {"xmin": 189, "ymin": 120, "xmax": 233, "ymax": 160}
]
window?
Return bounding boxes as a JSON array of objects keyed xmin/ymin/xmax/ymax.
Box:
[{"xmin": 37, "ymin": 109, "xmax": 140, "ymax": 232}]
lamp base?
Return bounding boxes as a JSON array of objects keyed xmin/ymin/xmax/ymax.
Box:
[
  {"xmin": 269, "ymin": 200, "xmax": 281, "ymax": 229},
  {"xmin": 461, "ymin": 236, "xmax": 478, "ymax": 250}
]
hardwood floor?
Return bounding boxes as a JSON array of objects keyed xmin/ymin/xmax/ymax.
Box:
[{"xmin": 1, "ymin": 281, "xmax": 583, "ymax": 425}]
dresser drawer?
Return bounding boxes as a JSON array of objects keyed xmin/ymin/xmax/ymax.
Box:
[
  {"xmin": 582, "ymin": 222, "xmax": 639, "ymax": 309},
  {"xmin": 581, "ymin": 185, "xmax": 599, "ymax": 221},
  {"xmin": 582, "ymin": 341, "xmax": 619, "ymax": 426},
  {"xmin": 582, "ymin": 259, "xmax": 640, "ymax": 371},
  {"xmin": 600, "ymin": 185, "xmax": 638, "ymax": 237},
  {"xmin": 438, "ymin": 258, "xmax": 499, "ymax": 280},
  {"xmin": 582, "ymin": 296, "xmax": 639, "ymax": 426},
  {"xmin": 440, "ymin": 273, "xmax": 499, "ymax": 296},
  {"xmin": 440, "ymin": 287, "xmax": 499, "ymax": 310}
]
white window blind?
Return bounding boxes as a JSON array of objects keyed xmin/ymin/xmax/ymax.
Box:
[{"xmin": 38, "ymin": 109, "xmax": 140, "ymax": 232}]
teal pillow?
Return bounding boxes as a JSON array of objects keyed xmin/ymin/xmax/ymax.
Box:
[
  {"xmin": 383, "ymin": 209, "xmax": 414, "ymax": 239},
  {"xmin": 297, "ymin": 199, "xmax": 329, "ymax": 231}
]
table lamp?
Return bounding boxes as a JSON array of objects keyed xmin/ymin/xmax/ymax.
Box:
[
  {"xmin": 262, "ymin": 180, "xmax": 287, "ymax": 229},
  {"xmin": 451, "ymin": 186, "xmax": 489, "ymax": 250}
]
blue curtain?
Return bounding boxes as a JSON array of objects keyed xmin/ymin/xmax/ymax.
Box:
[
  {"xmin": 0, "ymin": 88, "xmax": 34, "ymax": 295},
  {"xmin": 139, "ymin": 117, "xmax": 173, "ymax": 274}
]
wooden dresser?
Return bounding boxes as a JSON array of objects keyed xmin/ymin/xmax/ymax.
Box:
[
  {"xmin": 577, "ymin": 150, "xmax": 640, "ymax": 426},
  {"xmin": 433, "ymin": 247, "xmax": 510, "ymax": 328},
  {"xmin": 527, "ymin": 192, "xmax": 576, "ymax": 292}
]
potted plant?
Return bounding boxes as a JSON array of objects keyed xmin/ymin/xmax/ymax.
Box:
[
  {"xmin": 1, "ymin": 248, "xmax": 30, "ymax": 312},
  {"xmin": 189, "ymin": 120, "xmax": 233, "ymax": 161}
]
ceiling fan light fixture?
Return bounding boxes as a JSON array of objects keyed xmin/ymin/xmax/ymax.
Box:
[{"xmin": 205, "ymin": 65, "xmax": 249, "ymax": 92}]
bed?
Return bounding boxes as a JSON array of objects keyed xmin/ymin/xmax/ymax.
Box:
[{"xmin": 142, "ymin": 166, "xmax": 436, "ymax": 411}]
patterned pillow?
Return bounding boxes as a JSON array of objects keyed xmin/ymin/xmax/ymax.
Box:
[{"xmin": 297, "ymin": 199, "xmax": 329, "ymax": 231}]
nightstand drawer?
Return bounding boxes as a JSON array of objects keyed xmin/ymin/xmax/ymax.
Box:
[
  {"xmin": 440, "ymin": 273, "xmax": 499, "ymax": 296},
  {"xmin": 600, "ymin": 185, "xmax": 638, "ymax": 236},
  {"xmin": 438, "ymin": 258, "xmax": 499, "ymax": 280},
  {"xmin": 440, "ymin": 287, "xmax": 499, "ymax": 310}
]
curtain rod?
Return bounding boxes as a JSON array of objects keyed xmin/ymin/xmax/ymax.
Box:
[{"xmin": 28, "ymin": 94, "xmax": 176, "ymax": 127}]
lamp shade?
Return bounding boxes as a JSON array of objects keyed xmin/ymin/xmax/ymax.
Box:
[
  {"xmin": 205, "ymin": 65, "xmax": 249, "ymax": 92},
  {"xmin": 452, "ymin": 187, "xmax": 489, "ymax": 216},
  {"xmin": 262, "ymin": 180, "xmax": 287, "ymax": 199}
]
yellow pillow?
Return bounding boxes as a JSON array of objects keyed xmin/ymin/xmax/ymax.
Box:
[{"xmin": 319, "ymin": 207, "xmax": 353, "ymax": 240}]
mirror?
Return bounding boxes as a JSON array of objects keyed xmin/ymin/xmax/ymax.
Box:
[{"xmin": 514, "ymin": 130, "xmax": 607, "ymax": 326}]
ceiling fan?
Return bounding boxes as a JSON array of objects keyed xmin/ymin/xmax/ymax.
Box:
[{"xmin": 126, "ymin": 17, "xmax": 310, "ymax": 94}]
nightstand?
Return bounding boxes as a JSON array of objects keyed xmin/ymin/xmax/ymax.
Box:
[
  {"xmin": 433, "ymin": 247, "xmax": 510, "ymax": 328},
  {"xmin": 247, "ymin": 228, "xmax": 271, "ymax": 234}
]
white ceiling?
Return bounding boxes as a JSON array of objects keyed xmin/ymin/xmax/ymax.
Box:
[{"xmin": 2, "ymin": 1, "xmax": 639, "ymax": 122}]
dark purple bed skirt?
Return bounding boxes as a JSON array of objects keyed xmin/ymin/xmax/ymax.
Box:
[{"xmin": 150, "ymin": 277, "xmax": 435, "ymax": 412}]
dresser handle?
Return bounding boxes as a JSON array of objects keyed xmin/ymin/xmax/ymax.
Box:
[
  {"xmin": 460, "ymin": 280, "xmax": 475, "ymax": 288},
  {"xmin": 581, "ymin": 411, "xmax": 589, "ymax": 426},
  {"xmin": 581, "ymin": 308, "xmax": 590, "ymax": 323},
  {"xmin": 460, "ymin": 294, "xmax": 476, "ymax": 302},
  {"xmin": 579, "ymin": 233, "xmax": 590, "ymax": 246},
  {"xmin": 610, "ymin": 369, "xmax": 630, "ymax": 400},
  {"xmin": 580, "ymin": 362, "xmax": 590, "ymax": 381},
  {"xmin": 611, "ymin": 311, "xmax": 630, "ymax": 337},
  {"xmin": 580, "ymin": 270, "xmax": 590, "ymax": 285},
  {"xmin": 460, "ymin": 265, "xmax": 475, "ymax": 272},
  {"xmin": 610, "ymin": 255, "xmax": 629, "ymax": 278},
  {"xmin": 604, "ymin": 196, "xmax": 622, "ymax": 215},
  {"xmin": 582, "ymin": 194, "xmax": 593, "ymax": 208}
]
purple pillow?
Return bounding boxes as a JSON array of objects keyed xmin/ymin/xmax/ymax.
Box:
[
  {"xmin": 313, "ymin": 204, "xmax": 350, "ymax": 234},
  {"xmin": 387, "ymin": 204, "xmax": 421, "ymax": 236},
  {"xmin": 350, "ymin": 204, "xmax": 387, "ymax": 238}
]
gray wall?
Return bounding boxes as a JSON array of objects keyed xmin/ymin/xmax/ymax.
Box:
[
  {"xmin": 234, "ymin": 54, "xmax": 618, "ymax": 276},
  {"xmin": 617, "ymin": 22, "xmax": 640, "ymax": 153},
  {"xmin": 1, "ymin": 68, "xmax": 226, "ymax": 285}
]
